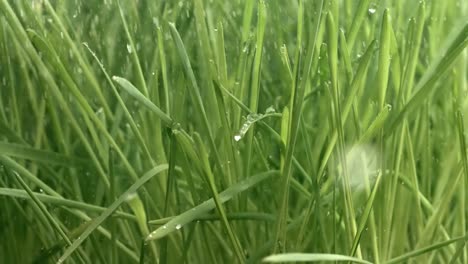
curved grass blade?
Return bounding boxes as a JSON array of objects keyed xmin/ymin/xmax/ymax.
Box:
[
  {"xmin": 387, "ymin": 21, "xmax": 468, "ymax": 133},
  {"xmin": 57, "ymin": 165, "xmax": 169, "ymax": 263},
  {"xmin": 0, "ymin": 142, "xmax": 86, "ymax": 167},
  {"xmin": 148, "ymin": 212, "xmax": 275, "ymax": 225},
  {"xmin": 193, "ymin": 132, "xmax": 244, "ymax": 262},
  {"xmin": 376, "ymin": 10, "xmax": 391, "ymax": 109},
  {"xmin": 349, "ymin": 171, "xmax": 382, "ymax": 257},
  {"xmin": 0, "ymin": 155, "xmax": 60, "ymax": 196},
  {"xmin": 117, "ymin": 1, "xmax": 149, "ymax": 97},
  {"xmin": 262, "ymin": 253, "xmax": 373, "ymax": 263},
  {"xmin": 10, "ymin": 169, "xmax": 74, "ymax": 246},
  {"xmin": 385, "ymin": 234, "xmax": 468, "ymax": 264},
  {"xmin": 112, "ymin": 76, "xmax": 173, "ymax": 126},
  {"xmin": 346, "ymin": 0, "xmax": 372, "ymax": 50},
  {"xmin": 0, "ymin": 188, "xmax": 136, "ymax": 220},
  {"xmin": 146, "ymin": 170, "xmax": 278, "ymax": 241},
  {"xmin": 83, "ymin": 43, "xmax": 154, "ymax": 165}
]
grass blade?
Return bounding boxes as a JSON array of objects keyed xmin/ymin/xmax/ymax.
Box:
[
  {"xmin": 146, "ymin": 170, "xmax": 278, "ymax": 241},
  {"xmin": 263, "ymin": 253, "xmax": 372, "ymax": 263},
  {"xmin": 112, "ymin": 76, "xmax": 173, "ymax": 125},
  {"xmin": 57, "ymin": 165, "xmax": 168, "ymax": 263}
]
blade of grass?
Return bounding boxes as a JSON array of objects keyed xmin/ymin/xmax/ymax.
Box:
[
  {"xmin": 57, "ymin": 165, "xmax": 168, "ymax": 263},
  {"xmin": 273, "ymin": 0, "xmax": 324, "ymax": 252},
  {"xmin": 112, "ymin": 76, "xmax": 173, "ymax": 125},
  {"xmin": 0, "ymin": 188, "xmax": 136, "ymax": 220},
  {"xmin": 387, "ymin": 21, "xmax": 468, "ymax": 133},
  {"xmin": 167, "ymin": 22, "xmax": 225, "ymax": 179},
  {"xmin": 346, "ymin": 0, "xmax": 372, "ymax": 50},
  {"xmin": 146, "ymin": 170, "xmax": 278, "ymax": 241},
  {"xmin": 117, "ymin": 1, "xmax": 149, "ymax": 97},
  {"xmin": 385, "ymin": 234, "xmax": 468, "ymax": 264},
  {"xmin": 263, "ymin": 253, "xmax": 372, "ymax": 263},
  {"xmin": 243, "ymin": 0, "xmax": 267, "ymax": 181},
  {"xmin": 0, "ymin": 142, "xmax": 87, "ymax": 167}
]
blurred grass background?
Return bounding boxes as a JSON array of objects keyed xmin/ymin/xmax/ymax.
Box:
[{"xmin": 0, "ymin": 0, "xmax": 467, "ymax": 263}]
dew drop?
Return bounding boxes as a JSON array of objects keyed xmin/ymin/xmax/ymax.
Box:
[
  {"xmin": 234, "ymin": 134, "xmax": 242, "ymax": 141},
  {"xmin": 176, "ymin": 224, "xmax": 182, "ymax": 230}
]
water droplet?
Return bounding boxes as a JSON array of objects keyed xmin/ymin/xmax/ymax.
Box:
[
  {"xmin": 162, "ymin": 225, "xmax": 167, "ymax": 229},
  {"xmin": 234, "ymin": 134, "xmax": 242, "ymax": 141},
  {"xmin": 126, "ymin": 44, "xmax": 132, "ymax": 54},
  {"xmin": 176, "ymin": 224, "xmax": 182, "ymax": 230}
]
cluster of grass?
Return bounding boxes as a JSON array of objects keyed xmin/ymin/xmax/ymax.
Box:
[{"xmin": 0, "ymin": 0, "xmax": 467, "ymax": 263}]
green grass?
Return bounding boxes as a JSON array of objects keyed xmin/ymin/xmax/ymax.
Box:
[{"xmin": 0, "ymin": 0, "xmax": 467, "ymax": 263}]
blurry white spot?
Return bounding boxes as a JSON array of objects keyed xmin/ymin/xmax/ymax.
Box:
[
  {"xmin": 368, "ymin": 8, "xmax": 376, "ymax": 14},
  {"xmin": 176, "ymin": 224, "xmax": 182, "ymax": 230},
  {"xmin": 124, "ymin": 192, "xmax": 138, "ymax": 202},
  {"xmin": 344, "ymin": 144, "xmax": 379, "ymax": 191},
  {"xmin": 234, "ymin": 134, "xmax": 242, "ymax": 141},
  {"xmin": 126, "ymin": 44, "xmax": 132, "ymax": 54}
]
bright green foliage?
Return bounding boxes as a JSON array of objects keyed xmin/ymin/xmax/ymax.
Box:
[{"xmin": 0, "ymin": 0, "xmax": 467, "ymax": 263}]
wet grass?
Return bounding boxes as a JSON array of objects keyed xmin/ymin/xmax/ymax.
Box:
[{"xmin": 0, "ymin": 0, "xmax": 467, "ymax": 263}]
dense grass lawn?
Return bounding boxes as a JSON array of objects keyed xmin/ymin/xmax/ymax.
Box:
[{"xmin": 0, "ymin": 0, "xmax": 467, "ymax": 263}]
